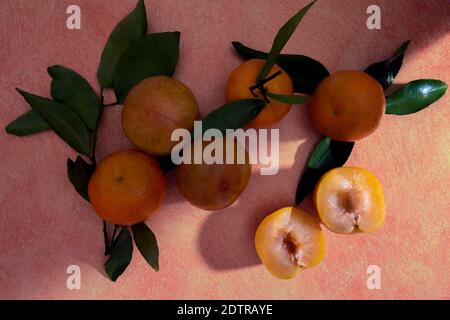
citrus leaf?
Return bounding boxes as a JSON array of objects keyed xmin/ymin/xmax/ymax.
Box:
[
  {"xmin": 16, "ymin": 89, "xmax": 91, "ymax": 155},
  {"xmin": 365, "ymin": 40, "xmax": 410, "ymax": 90},
  {"xmin": 202, "ymin": 99, "xmax": 266, "ymax": 134},
  {"xmin": 232, "ymin": 41, "xmax": 329, "ymax": 94},
  {"xmin": 48, "ymin": 65, "xmax": 100, "ymax": 130},
  {"xmin": 104, "ymin": 228, "xmax": 133, "ymax": 282},
  {"xmin": 295, "ymin": 137, "xmax": 354, "ymax": 205},
  {"xmin": 267, "ymin": 92, "xmax": 311, "ymax": 105},
  {"xmin": 386, "ymin": 79, "xmax": 447, "ymax": 115},
  {"xmin": 67, "ymin": 156, "xmax": 94, "ymax": 202},
  {"xmin": 5, "ymin": 110, "xmax": 49, "ymax": 136},
  {"xmin": 97, "ymin": 0, "xmax": 147, "ymax": 88},
  {"xmin": 257, "ymin": 0, "xmax": 317, "ymax": 82},
  {"xmin": 157, "ymin": 154, "xmax": 178, "ymax": 173},
  {"xmin": 131, "ymin": 223, "xmax": 159, "ymax": 272},
  {"xmin": 114, "ymin": 32, "xmax": 180, "ymax": 103}
]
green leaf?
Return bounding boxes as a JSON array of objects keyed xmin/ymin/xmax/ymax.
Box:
[
  {"xmin": 257, "ymin": 0, "xmax": 317, "ymax": 82},
  {"xmin": 16, "ymin": 89, "xmax": 91, "ymax": 155},
  {"xmin": 202, "ymin": 99, "xmax": 266, "ymax": 134},
  {"xmin": 67, "ymin": 156, "xmax": 94, "ymax": 202},
  {"xmin": 48, "ymin": 65, "xmax": 100, "ymax": 130},
  {"xmin": 104, "ymin": 228, "xmax": 133, "ymax": 282},
  {"xmin": 131, "ymin": 223, "xmax": 159, "ymax": 272},
  {"xmin": 114, "ymin": 32, "xmax": 180, "ymax": 103},
  {"xmin": 97, "ymin": 0, "xmax": 147, "ymax": 88},
  {"xmin": 157, "ymin": 154, "xmax": 178, "ymax": 173},
  {"xmin": 386, "ymin": 79, "xmax": 447, "ymax": 115},
  {"xmin": 5, "ymin": 110, "xmax": 49, "ymax": 136},
  {"xmin": 267, "ymin": 92, "xmax": 311, "ymax": 105},
  {"xmin": 295, "ymin": 137, "xmax": 354, "ymax": 205},
  {"xmin": 365, "ymin": 40, "xmax": 410, "ymax": 90},
  {"xmin": 232, "ymin": 42, "xmax": 329, "ymax": 95}
]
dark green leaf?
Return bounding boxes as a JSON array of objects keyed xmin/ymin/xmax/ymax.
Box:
[
  {"xmin": 104, "ymin": 228, "xmax": 133, "ymax": 282},
  {"xmin": 202, "ymin": 99, "xmax": 266, "ymax": 134},
  {"xmin": 67, "ymin": 156, "xmax": 94, "ymax": 201},
  {"xmin": 48, "ymin": 65, "xmax": 100, "ymax": 130},
  {"xmin": 364, "ymin": 40, "xmax": 410, "ymax": 90},
  {"xmin": 267, "ymin": 92, "xmax": 311, "ymax": 105},
  {"xmin": 232, "ymin": 42, "xmax": 329, "ymax": 94},
  {"xmin": 157, "ymin": 154, "xmax": 178, "ymax": 173},
  {"xmin": 386, "ymin": 79, "xmax": 447, "ymax": 115},
  {"xmin": 257, "ymin": 0, "xmax": 317, "ymax": 82},
  {"xmin": 5, "ymin": 110, "xmax": 49, "ymax": 136},
  {"xmin": 114, "ymin": 32, "xmax": 180, "ymax": 103},
  {"xmin": 97, "ymin": 0, "xmax": 147, "ymax": 88},
  {"xmin": 131, "ymin": 223, "xmax": 159, "ymax": 272},
  {"xmin": 16, "ymin": 89, "xmax": 91, "ymax": 155},
  {"xmin": 295, "ymin": 137, "xmax": 354, "ymax": 205}
]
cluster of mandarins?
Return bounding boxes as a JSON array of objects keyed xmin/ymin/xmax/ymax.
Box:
[{"xmin": 89, "ymin": 58, "xmax": 386, "ymax": 280}]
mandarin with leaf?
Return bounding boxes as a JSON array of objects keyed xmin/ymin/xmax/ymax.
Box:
[
  {"xmin": 309, "ymin": 71, "xmax": 385, "ymax": 141},
  {"xmin": 226, "ymin": 59, "xmax": 294, "ymax": 128}
]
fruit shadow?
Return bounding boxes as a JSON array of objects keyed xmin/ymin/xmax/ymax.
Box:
[
  {"xmin": 196, "ymin": 191, "xmax": 320, "ymax": 271},
  {"xmin": 196, "ymin": 116, "xmax": 321, "ymax": 270}
]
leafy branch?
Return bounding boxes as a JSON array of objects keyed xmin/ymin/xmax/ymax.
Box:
[
  {"xmin": 295, "ymin": 41, "xmax": 447, "ymax": 205},
  {"xmin": 5, "ymin": 0, "xmax": 170, "ymax": 282}
]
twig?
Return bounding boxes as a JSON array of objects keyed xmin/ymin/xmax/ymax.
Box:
[{"xmin": 249, "ymin": 70, "xmax": 283, "ymax": 102}]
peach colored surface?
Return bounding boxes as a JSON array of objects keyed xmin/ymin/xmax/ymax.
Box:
[{"xmin": 0, "ymin": 0, "xmax": 449, "ymax": 300}]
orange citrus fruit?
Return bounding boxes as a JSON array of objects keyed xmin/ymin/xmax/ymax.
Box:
[
  {"xmin": 309, "ymin": 71, "xmax": 385, "ymax": 141},
  {"xmin": 226, "ymin": 59, "xmax": 294, "ymax": 128},
  {"xmin": 88, "ymin": 149, "xmax": 166, "ymax": 226}
]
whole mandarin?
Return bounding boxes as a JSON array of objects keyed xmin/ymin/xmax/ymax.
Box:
[
  {"xmin": 88, "ymin": 149, "xmax": 166, "ymax": 226},
  {"xmin": 309, "ymin": 71, "xmax": 385, "ymax": 141},
  {"xmin": 226, "ymin": 59, "xmax": 294, "ymax": 128}
]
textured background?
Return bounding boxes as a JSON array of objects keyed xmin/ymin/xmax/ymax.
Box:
[{"xmin": 0, "ymin": 0, "xmax": 449, "ymax": 299}]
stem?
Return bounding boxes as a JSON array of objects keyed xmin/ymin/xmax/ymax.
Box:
[
  {"xmin": 90, "ymin": 89, "xmax": 105, "ymax": 167},
  {"xmin": 91, "ymin": 132, "xmax": 98, "ymax": 167},
  {"xmin": 97, "ymin": 88, "xmax": 111, "ymax": 255},
  {"xmin": 249, "ymin": 70, "xmax": 283, "ymax": 101}
]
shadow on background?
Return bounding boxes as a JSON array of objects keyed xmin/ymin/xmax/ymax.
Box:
[{"xmin": 196, "ymin": 125, "xmax": 322, "ymax": 270}]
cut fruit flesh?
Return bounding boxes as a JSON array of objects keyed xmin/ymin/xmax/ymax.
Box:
[
  {"xmin": 255, "ymin": 207, "xmax": 326, "ymax": 279},
  {"xmin": 314, "ymin": 167, "xmax": 385, "ymax": 234}
]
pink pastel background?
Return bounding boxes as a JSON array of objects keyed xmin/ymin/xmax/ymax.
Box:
[{"xmin": 0, "ymin": 0, "xmax": 449, "ymax": 300}]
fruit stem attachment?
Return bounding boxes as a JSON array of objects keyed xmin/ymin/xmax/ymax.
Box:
[{"xmin": 249, "ymin": 70, "xmax": 283, "ymax": 102}]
